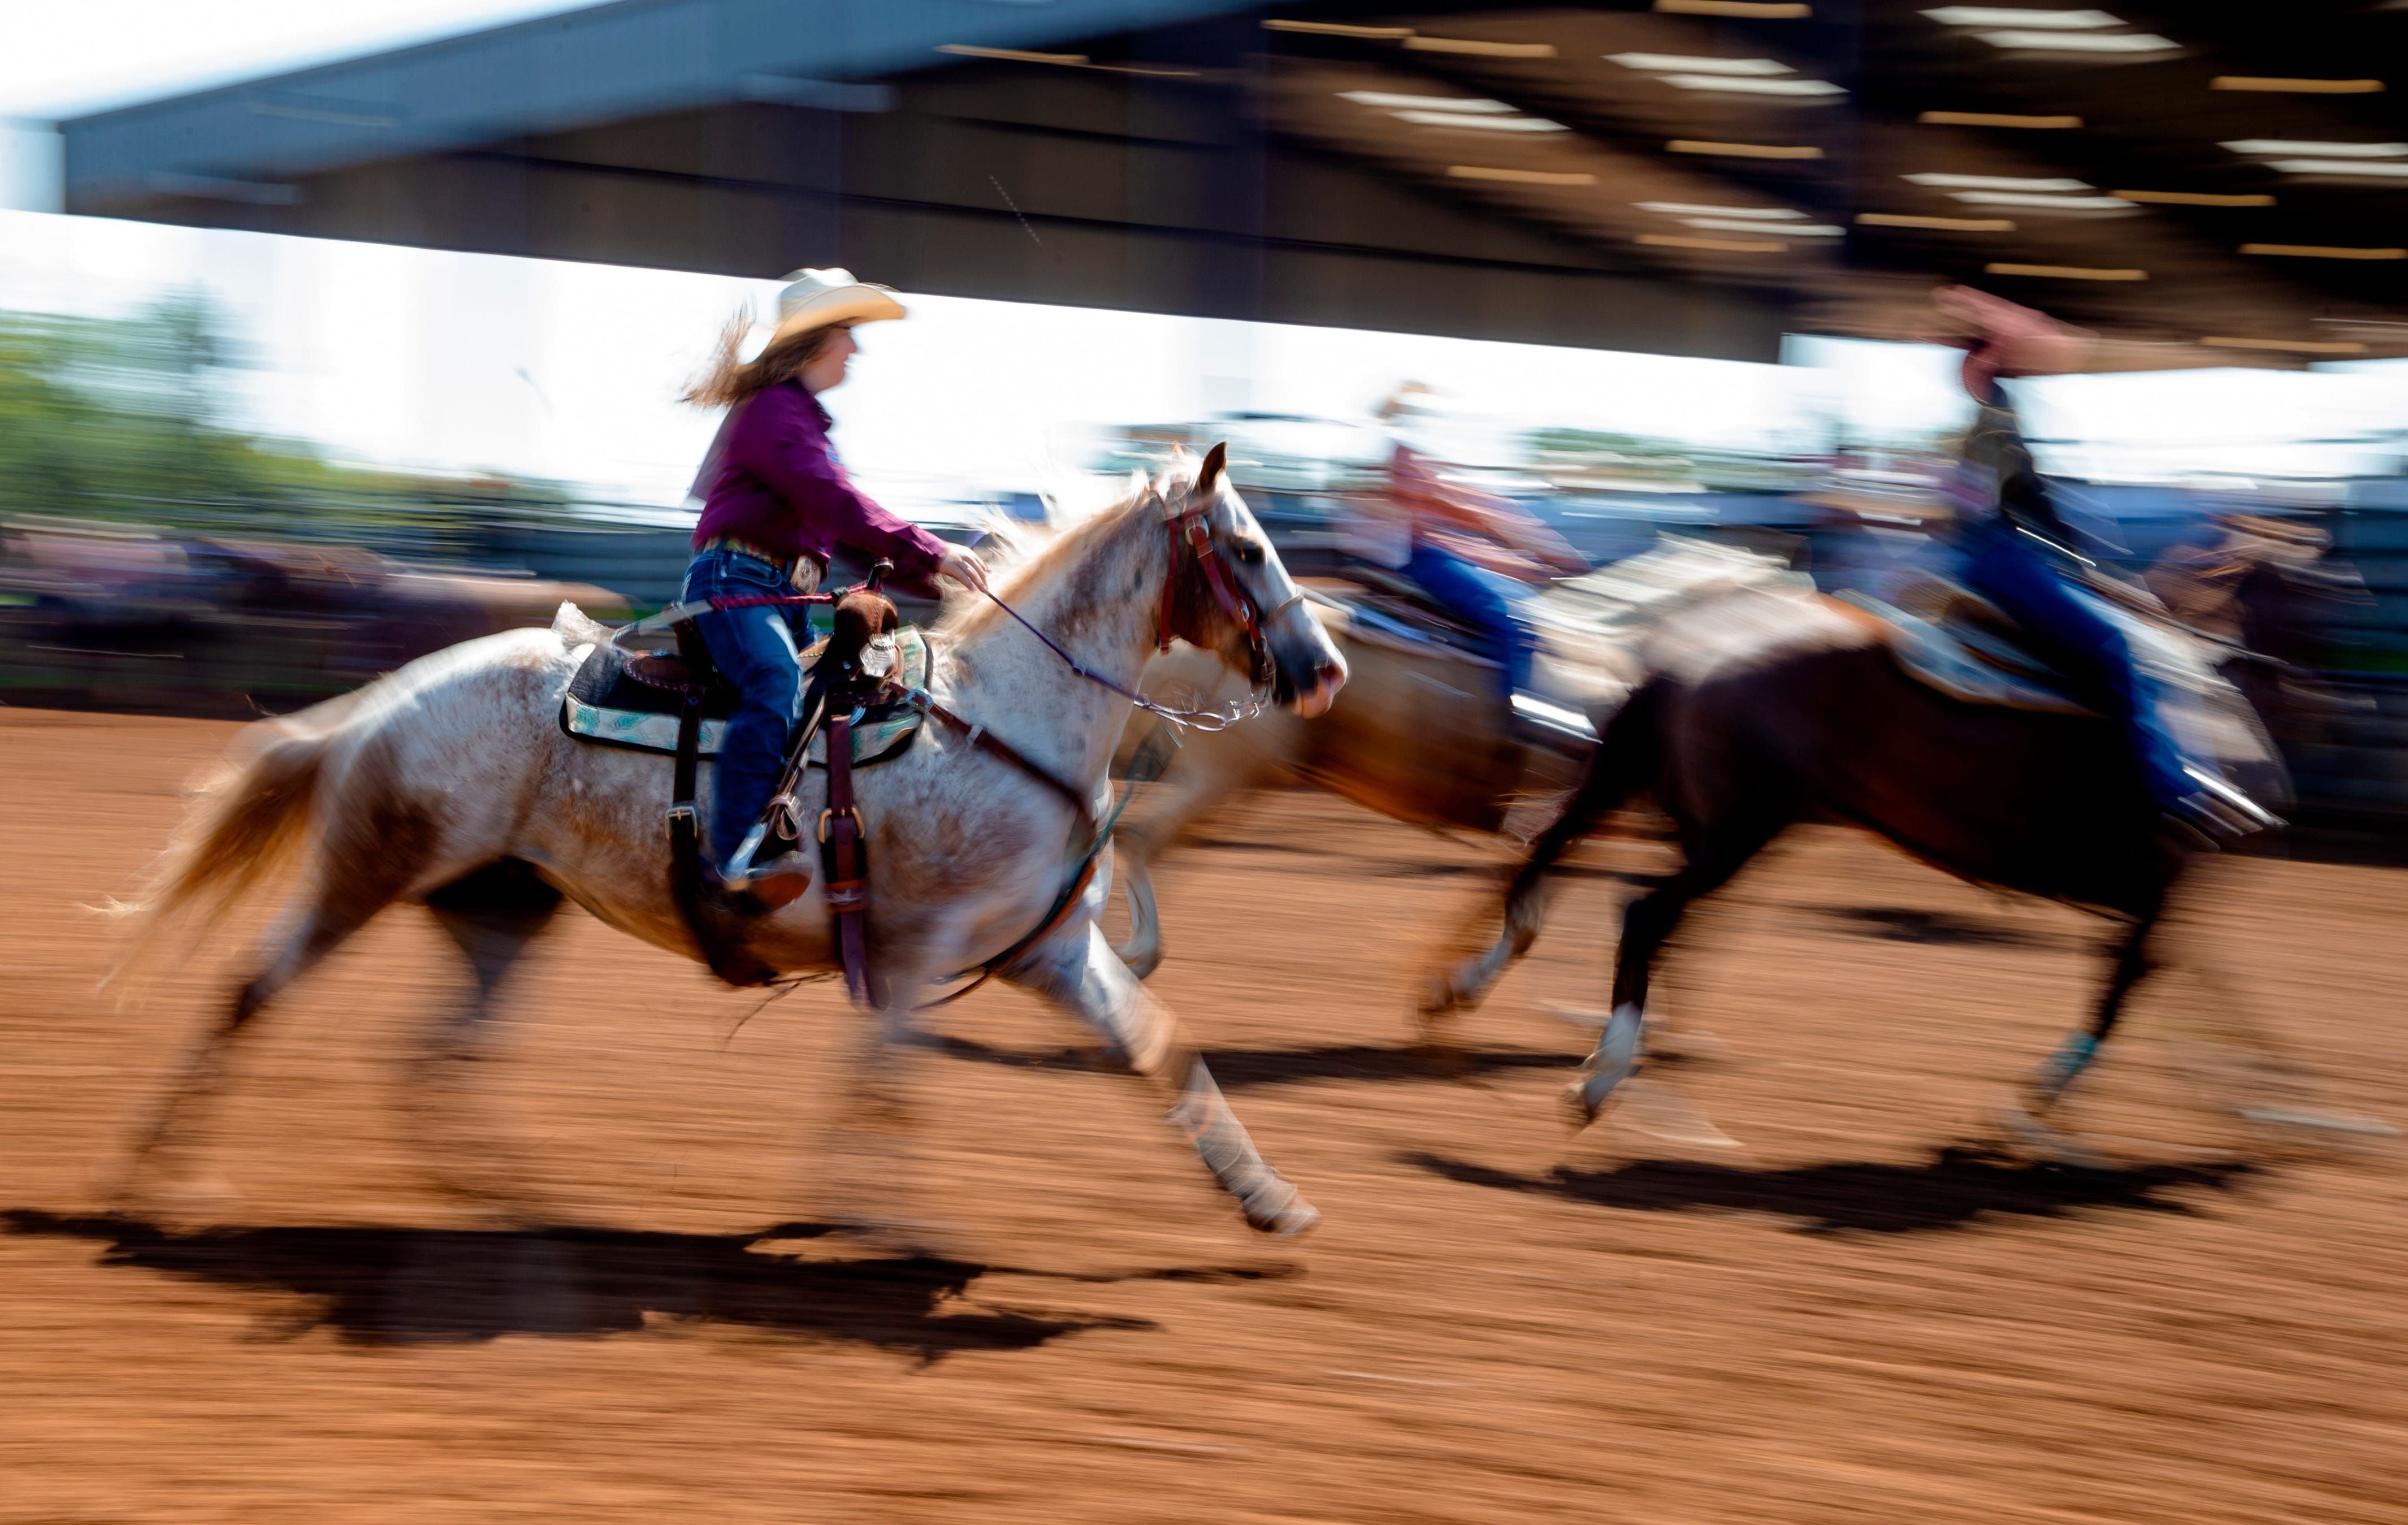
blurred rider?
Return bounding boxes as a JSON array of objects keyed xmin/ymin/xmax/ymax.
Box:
[
  {"xmin": 1353, "ymin": 385, "xmax": 1590, "ymax": 723},
  {"xmin": 1937, "ymin": 285, "xmax": 2268, "ymax": 840},
  {"xmin": 682, "ymin": 269, "xmax": 990, "ymax": 903}
]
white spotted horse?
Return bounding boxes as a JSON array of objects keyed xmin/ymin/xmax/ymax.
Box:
[{"xmin": 114, "ymin": 445, "xmax": 1347, "ymax": 1237}]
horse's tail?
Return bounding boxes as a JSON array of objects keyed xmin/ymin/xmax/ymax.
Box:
[
  {"xmin": 1507, "ymin": 678, "xmax": 1665, "ymax": 910},
  {"xmin": 107, "ymin": 691, "xmax": 361, "ymax": 990}
]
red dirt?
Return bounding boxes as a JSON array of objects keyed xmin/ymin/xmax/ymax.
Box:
[{"xmin": 3, "ymin": 706, "xmax": 2406, "ymax": 1523}]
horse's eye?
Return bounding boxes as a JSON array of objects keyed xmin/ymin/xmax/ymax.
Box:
[{"xmin": 1235, "ymin": 540, "xmax": 1267, "ymax": 566}]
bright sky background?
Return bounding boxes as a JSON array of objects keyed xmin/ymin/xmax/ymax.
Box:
[{"xmin": 3, "ymin": 0, "xmax": 2402, "ymax": 508}]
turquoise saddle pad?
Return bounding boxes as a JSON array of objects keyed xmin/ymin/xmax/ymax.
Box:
[{"xmin": 561, "ymin": 627, "xmax": 932, "ymax": 765}]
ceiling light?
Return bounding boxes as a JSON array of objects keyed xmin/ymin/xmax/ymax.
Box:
[
  {"xmin": 2267, "ymin": 159, "xmax": 2408, "ymax": 177},
  {"xmin": 1403, "ymin": 37, "xmax": 1558, "ymax": 58},
  {"xmin": 1857, "ymin": 211, "xmax": 2016, "ymax": 229},
  {"xmin": 1263, "ymin": 19, "xmax": 1417, "ymax": 38},
  {"xmin": 1450, "ymin": 165, "xmax": 1597, "ymax": 185},
  {"xmin": 2223, "ymin": 140, "xmax": 2408, "ymax": 157},
  {"xmin": 2202, "ymin": 336, "xmax": 2369, "ymax": 354},
  {"xmin": 2114, "ymin": 189, "xmax": 2274, "ymax": 206},
  {"xmin": 1985, "ymin": 262, "xmax": 2146, "ymax": 279},
  {"xmin": 2240, "ymin": 243, "xmax": 2407, "ymax": 259},
  {"xmin": 1662, "ymin": 75, "xmax": 1847, "ymax": 94},
  {"xmin": 1394, "ymin": 111, "xmax": 1570, "ymax": 131},
  {"xmin": 1906, "ymin": 172, "xmax": 2090, "ymax": 190},
  {"xmin": 1684, "ymin": 218, "xmax": 1845, "ymax": 235},
  {"xmin": 1639, "ymin": 233, "xmax": 1787, "ymax": 252},
  {"xmin": 1636, "ymin": 201, "xmax": 1808, "ymax": 218},
  {"xmin": 1656, "ymin": 1, "xmax": 1810, "ymax": 16},
  {"xmin": 1951, "ymin": 190, "xmax": 2134, "ymax": 207},
  {"xmin": 1608, "ymin": 53, "xmax": 1792, "ymax": 74},
  {"xmin": 1920, "ymin": 110, "xmax": 2082, "ymax": 127},
  {"xmin": 1340, "ymin": 92, "xmax": 1517, "ymax": 112},
  {"xmin": 1924, "ymin": 7, "xmax": 2121, "ymax": 25},
  {"xmin": 1978, "ymin": 30, "xmax": 2177, "ymax": 50},
  {"xmin": 2212, "ymin": 77, "xmax": 2384, "ymax": 94},
  {"xmin": 1669, "ymin": 139, "xmax": 1825, "ymax": 159}
]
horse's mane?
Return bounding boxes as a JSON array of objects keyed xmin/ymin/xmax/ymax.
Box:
[{"xmin": 933, "ymin": 470, "xmax": 1162, "ymax": 639}]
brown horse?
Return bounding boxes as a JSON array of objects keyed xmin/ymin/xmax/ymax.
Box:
[
  {"xmin": 1111, "ymin": 539, "xmax": 1793, "ymax": 976},
  {"xmin": 1425, "ymin": 574, "xmax": 2280, "ymax": 1142}
]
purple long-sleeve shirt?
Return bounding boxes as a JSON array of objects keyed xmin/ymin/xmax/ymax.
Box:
[{"xmin": 690, "ymin": 380, "xmax": 948, "ymax": 593}]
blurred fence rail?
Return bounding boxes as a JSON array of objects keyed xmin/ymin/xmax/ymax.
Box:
[{"xmin": 12, "ymin": 485, "xmax": 2408, "ymax": 838}]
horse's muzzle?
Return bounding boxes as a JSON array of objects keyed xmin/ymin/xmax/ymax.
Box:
[
  {"xmin": 1268, "ymin": 601, "xmax": 1348, "ymax": 717},
  {"xmin": 1280, "ymin": 648, "xmax": 1346, "ymax": 717}
]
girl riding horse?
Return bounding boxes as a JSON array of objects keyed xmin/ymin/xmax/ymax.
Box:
[{"xmin": 681, "ymin": 269, "xmax": 994, "ymax": 905}]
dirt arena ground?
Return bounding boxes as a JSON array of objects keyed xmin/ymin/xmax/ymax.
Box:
[{"xmin": 3, "ymin": 706, "xmax": 2407, "ymax": 1523}]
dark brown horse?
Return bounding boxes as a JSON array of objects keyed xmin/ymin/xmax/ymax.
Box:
[{"xmin": 1424, "ymin": 579, "xmax": 2272, "ymax": 1142}]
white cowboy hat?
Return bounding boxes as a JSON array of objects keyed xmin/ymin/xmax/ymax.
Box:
[{"xmin": 769, "ymin": 267, "xmax": 907, "ymax": 345}]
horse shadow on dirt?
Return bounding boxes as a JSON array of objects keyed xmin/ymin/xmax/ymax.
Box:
[
  {"xmin": 1406, "ymin": 1147, "xmax": 2254, "ymax": 1236},
  {"xmin": 0, "ymin": 1210, "xmax": 1236, "ymax": 1358},
  {"xmin": 1814, "ymin": 906, "xmax": 2077, "ymax": 951},
  {"xmin": 1182, "ymin": 835, "xmax": 1652, "ymax": 888},
  {"xmin": 930, "ymin": 1035, "xmax": 1578, "ymax": 1090}
]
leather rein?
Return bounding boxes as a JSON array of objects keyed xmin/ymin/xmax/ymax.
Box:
[
  {"xmin": 972, "ymin": 489, "xmax": 1297, "ymax": 733},
  {"xmin": 915, "ymin": 491, "xmax": 1297, "ymax": 1001}
]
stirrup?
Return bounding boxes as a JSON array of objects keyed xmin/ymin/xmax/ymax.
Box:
[
  {"xmin": 715, "ymin": 841, "xmax": 811, "ymax": 913},
  {"xmin": 1510, "ymin": 690, "xmax": 1595, "ymax": 740},
  {"xmin": 721, "ymin": 821, "xmax": 774, "ymax": 886},
  {"xmin": 2179, "ymin": 766, "xmax": 2281, "ymax": 836}
]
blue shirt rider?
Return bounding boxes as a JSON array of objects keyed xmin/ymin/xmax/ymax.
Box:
[
  {"xmin": 1358, "ymin": 386, "xmax": 1589, "ymax": 717},
  {"xmin": 1937, "ymin": 285, "xmax": 2268, "ymax": 841},
  {"xmin": 679, "ymin": 269, "xmax": 991, "ymax": 906}
]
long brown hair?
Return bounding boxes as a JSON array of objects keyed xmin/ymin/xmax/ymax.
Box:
[{"xmin": 682, "ymin": 311, "xmax": 836, "ymax": 410}]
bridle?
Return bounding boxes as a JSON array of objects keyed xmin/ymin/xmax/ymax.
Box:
[
  {"xmin": 1156, "ymin": 484, "xmax": 1294, "ymax": 687},
  {"xmin": 974, "ymin": 480, "xmax": 1300, "ymax": 732}
]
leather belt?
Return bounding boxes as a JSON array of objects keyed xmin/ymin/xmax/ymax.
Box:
[{"xmin": 696, "ymin": 537, "xmax": 822, "ymax": 592}]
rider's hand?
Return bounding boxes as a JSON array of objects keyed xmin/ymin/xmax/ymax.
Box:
[
  {"xmin": 1934, "ymin": 285, "xmax": 2094, "ymax": 380},
  {"xmin": 938, "ymin": 543, "xmax": 990, "ymax": 593}
]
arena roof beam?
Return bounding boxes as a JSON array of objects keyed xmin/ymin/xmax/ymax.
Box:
[{"xmin": 51, "ymin": 0, "xmax": 2408, "ymax": 365}]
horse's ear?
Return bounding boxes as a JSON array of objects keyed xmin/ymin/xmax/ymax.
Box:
[{"xmin": 1197, "ymin": 441, "xmax": 1228, "ymax": 501}]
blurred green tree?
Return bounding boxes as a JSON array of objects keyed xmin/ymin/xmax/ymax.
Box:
[{"xmin": 0, "ymin": 292, "xmax": 571, "ymax": 540}]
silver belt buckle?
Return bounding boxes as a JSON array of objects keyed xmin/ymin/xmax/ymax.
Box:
[{"xmin": 789, "ymin": 557, "xmax": 822, "ymax": 595}]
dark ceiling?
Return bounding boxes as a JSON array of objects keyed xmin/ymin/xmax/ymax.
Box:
[{"xmin": 58, "ymin": 0, "xmax": 2408, "ymax": 367}]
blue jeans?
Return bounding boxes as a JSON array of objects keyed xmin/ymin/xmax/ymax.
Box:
[
  {"xmin": 1403, "ymin": 540, "xmax": 1535, "ymax": 697},
  {"xmin": 681, "ymin": 547, "xmax": 804, "ymax": 867},
  {"xmin": 1958, "ymin": 517, "xmax": 2192, "ymax": 810}
]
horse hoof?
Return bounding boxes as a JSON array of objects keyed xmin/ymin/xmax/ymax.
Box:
[
  {"xmin": 1616, "ymin": 1079, "xmax": 1742, "ymax": 1150},
  {"xmin": 1241, "ymin": 1179, "xmax": 1320, "ymax": 1237},
  {"xmin": 1995, "ymin": 1102, "xmax": 2109, "ymax": 1171},
  {"xmin": 1562, "ymin": 1077, "xmax": 1606, "ymax": 1131},
  {"xmin": 1417, "ymin": 975, "xmax": 1461, "ymax": 1021}
]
